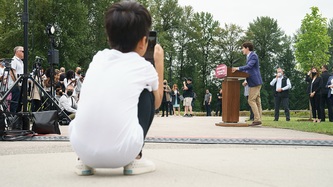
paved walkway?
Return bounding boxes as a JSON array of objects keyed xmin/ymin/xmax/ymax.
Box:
[{"xmin": 1, "ymin": 116, "xmax": 333, "ymax": 187}]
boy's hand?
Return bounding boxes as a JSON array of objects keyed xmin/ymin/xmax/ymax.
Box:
[
  {"xmin": 154, "ymin": 44, "xmax": 164, "ymax": 65},
  {"xmin": 153, "ymin": 44, "xmax": 164, "ymax": 109}
]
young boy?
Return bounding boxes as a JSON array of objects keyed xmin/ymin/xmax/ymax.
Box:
[{"xmin": 69, "ymin": 1, "xmax": 164, "ymax": 176}]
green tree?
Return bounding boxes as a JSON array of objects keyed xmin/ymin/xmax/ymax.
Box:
[
  {"xmin": 51, "ymin": 0, "xmax": 91, "ymax": 70},
  {"xmin": 187, "ymin": 12, "xmax": 220, "ymax": 110},
  {"xmin": 149, "ymin": 0, "xmax": 183, "ymax": 83},
  {"xmin": 0, "ymin": 0, "xmax": 24, "ymax": 57},
  {"xmin": 328, "ymin": 18, "xmax": 333, "ymax": 68},
  {"xmin": 294, "ymin": 6, "xmax": 331, "ymax": 72}
]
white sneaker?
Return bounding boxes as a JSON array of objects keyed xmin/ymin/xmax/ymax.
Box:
[
  {"xmin": 123, "ymin": 158, "xmax": 156, "ymax": 175},
  {"xmin": 75, "ymin": 160, "xmax": 95, "ymax": 176}
]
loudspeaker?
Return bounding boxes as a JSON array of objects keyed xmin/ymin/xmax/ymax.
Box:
[{"xmin": 48, "ymin": 49, "xmax": 59, "ymax": 65}]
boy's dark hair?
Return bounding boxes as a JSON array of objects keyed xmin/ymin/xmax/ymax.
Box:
[
  {"xmin": 105, "ymin": 1, "xmax": 152, "ymax": 53},
  {"xmin": 242, "ymin": 42, "xmax": 254, "ymax": 51}
]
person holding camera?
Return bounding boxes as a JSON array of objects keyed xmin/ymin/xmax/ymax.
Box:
[
  {"xmin": 161, "ymin": 79, "xmax": 171, "ymax": 117},
  {"xmin": 69, "ymin": 1, "xmax": 164, "ymax": 176},
  {"xmin": 183, "ymin": 77, "xmax": 193, "ymax": 117}
]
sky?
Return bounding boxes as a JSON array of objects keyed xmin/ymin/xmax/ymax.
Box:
[{"xmin": 178, "ymin": 0, "xmax": 333, "ymax": 36}]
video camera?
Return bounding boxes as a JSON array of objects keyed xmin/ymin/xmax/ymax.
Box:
[
  {"xmin": 2, "ymin": 58, "xmax": 13, "ymax": 70},
  {"xmin": 34, "ymin": 56, "xmax": 44, "ymax": 68}
]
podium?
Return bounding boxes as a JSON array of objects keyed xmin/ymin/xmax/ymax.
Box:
[{"xmin": 215, "ymin": 67, "xmax": 249, "ymax": 127}]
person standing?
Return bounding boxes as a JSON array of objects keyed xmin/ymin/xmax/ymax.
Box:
[
  {"xmin": 182, "ymin": 78, "xmax": 193, "ymax": 117},
  {"xmin": 9, "ymin": 46, "xmax": 24, "ymax": 113},
  {"xmin": 270, "ymin": 68, "xmax": 292, "ymax": 121},
  {"xmin": 171, "ymin": 84, "xmax": 181, "ymax": 116},
  {"xmin": 204, "ymin": 89, "xmax": 212, "ymax": 116},
  {"xmin": 215, "ymin": 88, "xmax": 222, "ymax": 116},
  {"xmin": 232, "ymin": 42, "xmax": 263, "ymax": 126},
  {"xmin": 306, "ymin": 67, "xmax": 323, "ymax": 123},
  {"xmin": 242, "ymin": 80, "xmax": 254, "ymax": 121},
  {"xmin": 320, "ymin": 65, "xmax": 333, "ymax": 122},
  {"xmin": 161, "ymin": 79, "xmax": 171, "ymax": 117}
]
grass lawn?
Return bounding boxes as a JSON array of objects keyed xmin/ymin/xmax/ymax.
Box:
[{"xmin": 261, "ymin": 116, "xmax": 333, "ymax": 135}]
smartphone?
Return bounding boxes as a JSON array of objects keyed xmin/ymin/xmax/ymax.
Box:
[{"xmin": 144, "ymin": 31, "xmax": 157, "ymax": 66}]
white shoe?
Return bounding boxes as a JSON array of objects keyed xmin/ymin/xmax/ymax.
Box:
[
  {"xmin": 123, "ymin": 158, "xmax": 156, "ymax": 175},
  {"xmin": 75, "ymin": 159, "xmax": 95, "ymax": 176}
]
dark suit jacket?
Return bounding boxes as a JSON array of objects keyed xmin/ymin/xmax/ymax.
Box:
[
  {"xmin": 238, "ymin": 52, "xmax": 263, "ymax": 87},
  {"xmin": 306, "ymin": 75, "xmax": 322, "ymax": 95},
  {"xmin": 321, "ymin": 71, "xmax": 331, "ymax": 95},
  {"xmin": 326, "ymin": 75, "xmax": 333, "ymax": 98}
]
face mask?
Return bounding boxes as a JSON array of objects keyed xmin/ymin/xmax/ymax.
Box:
[
  {"xmin": 277, "ymin": 72, "xmax": 282, "ymax": 77},
  {"xmin": 67, "ymin": 90, "xmax": 73, "ymax": 96},
  {"xmin": 312, "ymin": 72, "xmax": 317, "ymax": 76}
]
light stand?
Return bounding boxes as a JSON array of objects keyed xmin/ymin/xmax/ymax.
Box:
[
  {"xmin": 46, "ymin": 24, "xmax": 59, "ymax": 109},
  {"xmin": 21, "ymin": 0, "xmax": 29, "ymax": 130}
]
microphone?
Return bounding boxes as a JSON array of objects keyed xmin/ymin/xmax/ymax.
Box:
[
  {"xmin": 231, "ymin": 58, "xmax": 241, "ymax": 67},
  {"xmin": 35, "ymin": 56, "xmax": 44, "ymax": 62},
  {"xmin": 35, "ymin": 56, "xmax": 43, "ymax": 60}
]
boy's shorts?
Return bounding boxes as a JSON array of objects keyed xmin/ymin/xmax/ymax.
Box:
[{"xmin": 183, "ymin": 97, "xmax": 193, "ymax": 107}]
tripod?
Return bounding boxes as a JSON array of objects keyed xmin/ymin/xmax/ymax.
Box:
[{"xmin": 0, "ymin": 60, "xmax": 71, "ymax": 131}]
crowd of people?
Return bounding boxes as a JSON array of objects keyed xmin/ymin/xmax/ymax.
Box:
[
  {"xmin": 157, "ymin": 77, "xmax": 195, "ymax": 117},
  {"xmin": 0, "ymin": 49, "xmax": 84, "ymax": 121}
]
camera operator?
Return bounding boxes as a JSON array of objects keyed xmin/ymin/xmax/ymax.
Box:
[
  {"xmin": 182, "ymin": 77, "xmax": 193, "ymax": 117},
  {"xmin": 160, "ymin": 79, "xmax": 171, "ymax": 117},
  {"xmin": 8, "ymin": 46, "xmax": 24, "ymax": 113}
]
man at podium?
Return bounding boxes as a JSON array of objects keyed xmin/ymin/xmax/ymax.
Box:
[{"xmin": 232, "ymin": 42, "xmax": 263, "ymax": 126}]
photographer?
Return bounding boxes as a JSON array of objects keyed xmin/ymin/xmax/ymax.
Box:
[
  {"xmin": 69, "ymin": 1, "xmax": 164, "ymax": 176},
  {"xmin": 161, "ymin": 79, "xmax": 171, "ymax": 117},
  {"xmin": 183, "ymin": 77, "xmax": 193, "ymax": 117}
]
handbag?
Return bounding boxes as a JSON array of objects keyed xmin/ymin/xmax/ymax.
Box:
[{"xmin": 32, "ymin": 110, "xmax": 61, "ymax": 134}]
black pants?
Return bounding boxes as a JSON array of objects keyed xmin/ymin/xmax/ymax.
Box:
[
  {"xmin": 205, "ymin": 102, "xmax": 211, "ymax": 116},
  {"xmin": 310, "ymin": 94, "xmax": 321, "ymax": 119},
  {"xmin": 215, "ymin": 103, "xmax": 222, "ymax": 116},
  {"xmin": 274, "ymin": 95, "xmax": 290, "ymax": 121},
  {"xmin": 161, "ymin": 101, "xmax": 169, "ymax": 117},
  {"xmin": 138, "ymin": 89, "xmax": 155, "ymax": 138},
  {"xmin": 320, "ymin": 94, "xmax": 333, "ymax": 121}
]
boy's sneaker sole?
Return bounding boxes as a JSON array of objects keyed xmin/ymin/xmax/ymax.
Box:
[
  {"xmin": 75, "ymin": 160, "xmax": 95, "ymax": 176},
  {"xmin": 123, "ymin": 159, "xmax": 156, "ymax": 175}
]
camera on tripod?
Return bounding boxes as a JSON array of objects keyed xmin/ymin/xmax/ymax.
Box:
[{"xmin": 2, "ymin": 58, "xmax": 13, "ymax": 70}]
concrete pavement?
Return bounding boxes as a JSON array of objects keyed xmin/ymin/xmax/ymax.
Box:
[{"xmin": 1, "ymin": 116, "xmax": 333, "ymax": 187}]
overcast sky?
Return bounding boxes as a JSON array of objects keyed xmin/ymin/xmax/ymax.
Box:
[{"xmin": 178, "ymin": 0, "xmax": 333, "ymax": 36}]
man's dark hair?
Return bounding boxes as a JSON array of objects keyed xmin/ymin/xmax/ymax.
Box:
[
  {"xmin": 242, "ymin": 42, "xmax": 254, "ymax": 51},
  {"xmin": 322, "ymin": 65, "xmax": 328, "ymax": 71},
  {"xmin": 105, "ymin": 1, "xmax": 152, "ymax": 53}
]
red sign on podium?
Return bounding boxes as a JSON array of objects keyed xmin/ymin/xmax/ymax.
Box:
[{"xmin": 215, "ymin": 64, "xmax": 227, "ymax": 79}]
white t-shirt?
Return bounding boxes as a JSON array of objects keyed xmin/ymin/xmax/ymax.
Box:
[{"xmin": 69, "ymin": 49, "xmax": 158, "ymax": 168}]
